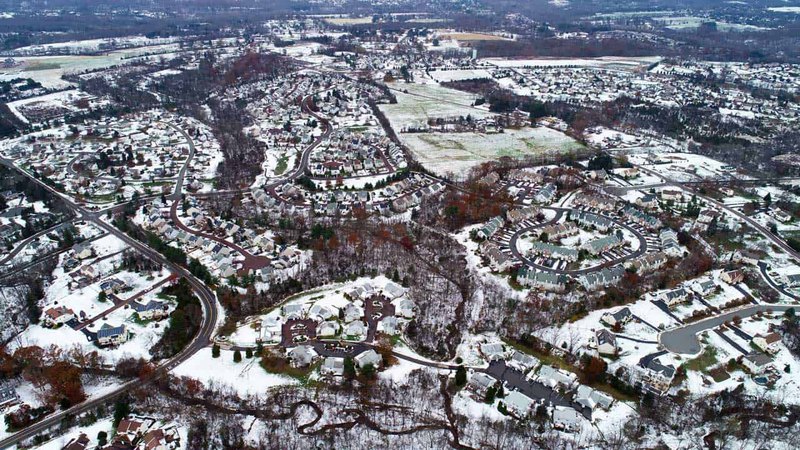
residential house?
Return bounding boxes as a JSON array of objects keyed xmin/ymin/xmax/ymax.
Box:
[
  {"xmin": 595, "ymin": 329, "xmax": 618, "ymax": 356},
  {"xmin": 638, "ymin": 357, "xmax": 676, "ymax": 395},
  {"xmin": 720, "ymin": 270, "xmax": 744, "ymax": 285},
  {"xmin": 344, "ymin": 321, "xmax": 367, "ymax": 338},
  {"xmin": 517, "ymin": 268, "xmax": 568, "ymax": 292},
  {"xmin": 536, "ymin": 365, "xmax": 577, "ymax": 390},
  {"xmin": 508, "ymin": 351, "xmax": 540, "ymax": 373},
  {"xmin": 575, "ymin": 385, "xmax": 613, "ymax": 411},
  {"xmin": 354, "ymin": 349, "xmax": 382, "ymax": 369},
  {"xmin": 504, "ymin": 391, "xmax": 535, "ymax": 419},
  {"xmin": 479, "ymin": 343, "xmax": 507, "ymax": 361},
  {"xmin": 578, "ymin": 266, "xmax": 624, "ymax": 290},
  {"xmin": 601, "ymin": 307, "xmax": 632, "ymax": 328},
  {"xmin": 320, "ymin": 357, "xmax": 345, "ymax": 377},
  {"xmin": 553, "ymin": 406, "xmax": 583, "ymax": 432},
  {"xmin": 582, "ymin": 234, "xmax": 624, "ymax": 255},
  {"xmin": 132, "ymin": 300, "xmax": 168, "ymax": 320},
  {"xmin": 660, "ymin": 287, "xmax": 690, "ymax": 307},
  {"xmin": 44, "ymin": 306, "xmax": 75, "ymax": 327},
  {"xmin": 288, "ymin": 345, "xmax": 319, "ymax": 368},
  {"xmin": 97, "ymin": 324, "xmax": 129, "ymax": 346},
  {"xmin": 752, "ymin": 333, "xmax": 781, "ymax": 355},
  {"xmin": 742, "ymin": 352, "xmax": 774, "ymax": 374},
  {"xmin": 468, "ymin": 372, "xmax": 497, "ymax": 398},
  {"xmin": 477, "ymin": 216, "xmax": 505, "ymax": 240},
  {"xmin": 625, "ymin": 252, "xmax": 667, "ymax": 273},
  {"xmin": 316, "ymin": 321, "xmax": 338, "ymax": 338}
]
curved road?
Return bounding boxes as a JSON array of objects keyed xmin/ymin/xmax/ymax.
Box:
[
  {"xmin": 659, "ymin": 304, "xmax": 797, "ymax": 355},
  {"xmin": 0, "ymin": 145, "xmax": 220, "ymax": 448}
]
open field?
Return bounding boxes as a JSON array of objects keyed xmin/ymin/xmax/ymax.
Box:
[
  {"xmin": 380, "ymin": 82, "xmax": 582, "ymax": 177},
  {"xmin": 381, "ymin": 82, "xmax": 489, "ymax": 129},
  {"xmin": 324, "ymin": 16, "xmax": 373, "ymax": 25},
  {"xmin": 440, "ymin": 32, "xmax": 510, "ymax": 41},
  {"xmin": 399, "ymin": 127, "xmax": 583, "ymax": 177}
]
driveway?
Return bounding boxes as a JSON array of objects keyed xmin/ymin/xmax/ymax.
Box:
[{"xmin": 659, "ymin": 304, "xmax": 797, "ymax": 355}]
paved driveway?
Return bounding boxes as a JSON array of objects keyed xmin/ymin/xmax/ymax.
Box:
[{"xmin": 659, "ymin": 304, "xmax": 797, "ymax": 355}]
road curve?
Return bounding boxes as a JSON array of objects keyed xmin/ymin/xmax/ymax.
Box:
[
  {"xmin": 0, "ymin": 156, "xmax": 220, "ymax": 449},
  {"xmin": 658, "ymin": 304, "xmax": 796, "ymax": 355}
]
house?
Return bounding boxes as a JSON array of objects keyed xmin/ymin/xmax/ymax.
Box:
[
  {"xmin": 468, "ymin": 372, "xmax": 497, "ymax": 397},
  {"xmin": 99, "ymin": 278, "xmax": 127, "ymax": 295},
  {"xmin": 343, "ymin": 303, "xmax": 364, "ymax": 322},
  {"xmin": 582, "ymin": 234, "xmax": 624, "ymax": 255},
  {"xmin": 383, "ymin": 281, "xmax": 405, "ymax": 299},
  {"xmin": 691, "ymin": 278, "xmax": 717, "ymax": 296},
  {"xmin": 625, "ymin": 252, "xmax": 667, "ymax": 273},
  {"xmin": 504, "ymin": 391, "xmax": 535, "ymax": 419},
  {"xmin": 638, "ymin": 357, "xmax": 675, "ymax": 395},
  {"xmin": 660, "ymin": 287, "xmax": 690, "ymax": 307},
  {"xmin": 601, "ymin": 307, "xmax": 632, "ymax": 328},
  {"xmin": 354, "ymin": 349, "xmax": 382, "ymax": 369},
  {"xmin": 481, "ymin": 241, "xmax": 513, "ymax": 272},
  {"xmin": 575, "ymin": 385, "xmax": 614, "ymax": 411},
  {"xmin": 288, "ymin": 345, "xmax": 318, "ymax": 368},
  {"xmin": 378, "ymin": 316, "xmax": 398, "ymax": 335},
  {"xmin": 517, "ymin": 268, "xmax": 568, "ymax": 292},
  {"xmin": 132, "ymin": 300, "xmax": 168, "ymax": 320},
  {"xmin": 536, "ymin": 365, "xmax": 577, "ymax": 390},
  {"xmin": 742, "ymin": 352, "xmax": 774, "ymax": 374},
  {"xmin": 139, "ymin": 428, "xmax": 168, "ymax": 450},
  {"xmin": 720, "ymin": 270, "xmax": 744, "ymax": 285},
  {"xmin": 44, "ymin": 306, "xmax": 75, "ymax": 327},
  {"xmin": 553, "ymin": 406, "xmax": 583, "ymax": 432},
  {"xmin": 320, "ymin": 357, "xmax": 345, "ymax": 377},
  {"xmin": 528, "ymin": 241, "xmax": 579, "ymax": 262},
  {"xmin": 393, "ymin": 298, "xmax": 416, "ymax": 319},
  {"xmin": 117, "ymin": 417, "xmax": 145, "ymax": 437},
  {"xmin": 595, "ymin": 329, "xmax": 617, "ymax": 356},
  {"xmin": 316, "ymin": 321, "xmax": 338, "ymax": 338},
  {"xmin": 344, "ymin": 321, "xmax": 367, "ymax": 338},
  {"xmin": 97, "ymin": 324, "xmax": 129, "ymax": 346},
  {"xmin": 0, "ymin": 387, "xmax": 19, "ymax": 409},
  {"xmin": 782, "ymin": 273, "xmax": 800, "ymax": 288},
  {"xmin": 479, "ymin": 343, "xmax": 506, "ymax": 361},
  {"xmin": 73, "ymin": 243, "xmax": 93, "ymax": 260},
  {"xmin": 578, "ymin": 266, "xmax": 624, "ymax": 290},
  {"xmin": 534, "ymin": 183, "xmax": 557, "ymax": 204},
  {"xmin": 309, "ymin": 303, "xmax": 336, "ymax": 321},
  {"xmin": 63, "ymin": 433, "xmax": 90, "ymax": 450},
  {"xmin": 508, "ymin": 350, "xmax": 540, "ymax": 373},
  {"xmin": 752, "ymin": 332, "xmax": 782, "ymax": 355},
  {"xmin": 477, "ymin": 216, "xmax": 504, "ymax": 240},
  {"xmin": 660, "ymin": 229, "xmax": 682, "ymax": 257},
  {"xmin": 696, "ymin": 209, "xmax": 720, "ymax": 225}
]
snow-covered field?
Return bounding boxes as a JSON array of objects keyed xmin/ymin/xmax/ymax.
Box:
[
  {"xmin": 173, "ymin": 347, "xmax": 297, "ymax": 397},
  {"xmin": 396, "ymin": 127, "xmax": 582, "ymax": 178}
]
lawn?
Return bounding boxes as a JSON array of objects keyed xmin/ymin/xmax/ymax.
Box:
[{"xmin": 684, "ymin": 346, "xmax": 718, "ymax": 373}]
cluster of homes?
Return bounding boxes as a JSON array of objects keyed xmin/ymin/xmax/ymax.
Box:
[
  {"xmin": 139, "ymin": 199, "xmax": 305, "ymax": 282},
  {"xmin": 305, "ymin": 173, "xmax": 446, "ymax": 217},
  {"xmin": 308, "ymin": 129, "xmax": 406, "ymax": 179},
  {"xmin": 493, "ymin": 63, "xmax": 799, "ymax": 125},
  {"xmin": 63, "ymin": 416, "xmax": 180, "ymax": 450},
  {"xmin": 466, "ymin": 344, "xmax": 614, "ymax": 432}
]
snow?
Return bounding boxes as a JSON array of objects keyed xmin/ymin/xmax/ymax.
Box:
[
  {"xmin": 172, "ymin": 347, "xmax": 297, "ymax": 397},
  {"xmin": 452, "ymin": 391, "xmax": 508, "ymax": 422}
]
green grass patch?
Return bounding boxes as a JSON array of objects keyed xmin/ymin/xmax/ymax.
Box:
[
  {"xmin": 23, "ymin": 62, "xmax": 62, "ymax": 71},
  {"xmin": 274, "ymin": 156, "xmax": 289, "ymax": 176},
  {"xmin": 685, "ymin": 346, "xmax": 718, "ymax": 373}
]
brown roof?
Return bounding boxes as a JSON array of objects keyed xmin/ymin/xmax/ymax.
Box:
[
  {"xmin": 116, "ymin": 418, "xmax": 143, "ymax": 435},
  {"xmin": 762, "ymin": 332, "xmax": 781, "ymax": 344}
]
